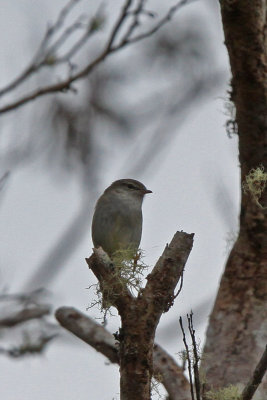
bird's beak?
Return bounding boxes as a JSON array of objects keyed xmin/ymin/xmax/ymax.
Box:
[{"xmin": 144, "ymin": 189, "xmax": 152, "ymax": 194}]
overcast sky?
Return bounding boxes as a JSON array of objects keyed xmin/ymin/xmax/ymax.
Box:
[{"xmin": 0, "ymin": 1, "xmax": 239, "ymax": 399}]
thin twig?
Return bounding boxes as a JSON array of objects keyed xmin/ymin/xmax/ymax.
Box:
[
  {"xmin": 114, "ymin": 0, "xmax": 195, "ymax": 48},
  {"xmin": 56, "ymin": 307, "xmax": 191, "ymax": 400},
  {"xmin": 37, "ymin": 0, "xmax": 80, "ymax": 58},
  {"xmin": 0, "ymin": 0, "xmax": 192, "ymax": 114},
  {"xmin": 105, "ymin": 0, "xmax": 133, "ymax": 51},
  {"xmin": 121, "ymin": 0, "xmax": 146, "ymax": 44},
  {"xmin": 179, "ymin": 316, "xmax": 195, "ymax": 400},
  {"xmin": 0, "ymin": 305, "xmax": 50, "ymax": 328},
  {"xmin": 0, "ymin": 171, "xmax": 10, "ymax": 192},
  {"xmin": 0, "ymin": 333, "xmax": 57, "ymax": 358},
  {"xmin": 0, "ymin": 288, "xmax": 47, "ymax": 302},
  {"xmin": 241, "ymin": 345, "xmax": 267, "ymax": 400},
  {"xmin": 47, "ymin": 19, "xmax": 85, "ymax": 59},
  {"xmin": 57, "ymin": 23, "xmax": 93, "ymax": 63},
  {"xmin": 0, "ymin": 49, "xmax": 108, "ymax": 113},
  {"xmin": 174, "ymin": 267, "xmax": 184, "ymax": 298},
  {"xmin": 188, "ymin": 312, "xmax": 201, "ymax": 400},
  {"xmin": 0, "ymin": 0, "xmax": 81, "ymax": 97}
]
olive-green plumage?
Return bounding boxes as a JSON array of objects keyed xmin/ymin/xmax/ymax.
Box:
[{"xmin": 92, "ymin": 179, "xmax": 152, "ymax": 256}]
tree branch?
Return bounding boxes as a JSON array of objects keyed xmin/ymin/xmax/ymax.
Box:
[
  {"xmin": 241, "ymin": 345, "xmax": 267, "ymax": 400},
  {"xmin": 179, "ymin": 316, "xmax": 195, "ymax": 400},
  {"xmin": 201, "ymin": 1, "xmax": 267, "ymax": 395},
  {"xmin": 0, "ymin": 0, "xmax": 192, "ymax": 114},
  {"xmin": 0, "ymin": 304, "xmax": 50, "ymax": 328},
  {"xmin": 0, "ymin": 289, "xmax": 51, "ymax": 327},
  {"xmin": 142, "ymin": 231, "xmax": 194, "ymax": 316},
  {"xmin": 85, "ymin": 230, "xmax": 194, "ymax": 399},
  {"xmin": 55, "ymin": 306, "xmax": 119, "ymax": 363},
  {"xmin": 86, "ymin": 247, "xmax": 134, "ymax": 313},
  {"xmin": 105, "ymin": 0, "xmax": 133, "ymax": 51},
  {"xmin": 117, "ymin": 0, "xmax": 195, "ymax": 48},
  {"xmin": 0, "ymin": 171, "xmax": 10, "ymax": 192},
  {"xmin": 0, "ymin": 0, "xmax": 82, "ymax": 98},
  {"xmin": 55, "ymin": 306, "xmax": 191, "ymax": 400}
]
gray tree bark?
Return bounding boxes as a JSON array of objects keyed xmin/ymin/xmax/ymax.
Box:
[{"xmin": 202, "ymin": 1, "xmax": 267, "ymax": 397}]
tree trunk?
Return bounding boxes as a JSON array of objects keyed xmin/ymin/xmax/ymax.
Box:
[
  {"xmin": 119, "ymin": 309, "xmax": 154, "ymax": 400},
  {"xmin": 86, "ymin": 232, "xmax": 193, "ymax": 399},
  {"xmin": 202, "ymin": 1, "xmax": 267, "ymax": 396}
]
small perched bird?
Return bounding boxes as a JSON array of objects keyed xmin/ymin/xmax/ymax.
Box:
[{"xmin": 92, "ymin": 179, "xmax": 152, "ymax": 256}]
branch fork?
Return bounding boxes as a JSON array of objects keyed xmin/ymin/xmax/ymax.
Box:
[{"xmin": 85, "ymin": 230, "xmax": 194, "ymax": 399}]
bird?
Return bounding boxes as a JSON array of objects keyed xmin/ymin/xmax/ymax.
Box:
[{"xmin": 91, "ymin": 179, "xmax": 152, "ymax": 257}]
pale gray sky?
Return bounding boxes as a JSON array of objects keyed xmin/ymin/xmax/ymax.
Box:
[{"xmin": 0, "ymin": 1, "xmax": 239, "ymax": 399}]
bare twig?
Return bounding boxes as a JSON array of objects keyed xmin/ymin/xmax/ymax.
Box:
[
  {"xmin": 0, "ymin": 171, "xmax": 10, "ymax": 192},
  {"xmin": 46, "ymin": 19, "xmax": 85, "ymax": 61},
  {"xmin": 0, "ymin": 305, "xmax": 50, "ymax": 328},
  {"xmin": 0, "ymin": 289, "xmax": 51, "ymax": 327},
  {"xmin": 0, "ymin": 288, "xmax": 47, "ymax": 303},
  {"xmin": 142, "ymin": 232, "xmax": 194, "ymax": 314},
  {"xmin": 0, "ymin": 289, "xmax": 59, "ymax": 358},
  {"xmin": 0, "ymin": 333, "xmax": 57, "ymax": 358},
  {"xmin": 36, "ymin": 0, "xmax": 81, "ymax": 58},
  {"xmin": 187, "ymin": 312, "xmax": 201, "ymax": 400},
  {"xmin": 153, "ymin": 343, "xmax": 191, "ymax": 400},
  {"xmin": 0, "ymin": 49, "xmax": 109, "ymax": 113},
  {"xmin": 115, "ymin": 0, "xmax": 195, "ymax": 48},
  {"xmin": 0, "ymin": 0, "xmax": 192, "ymax": 114},
  {"xmin": 0, "ymin": 0, "xmax": 81, "ymax": 97},
  {"xmin": 56, "ymin": 22, "xmax": 93, "ymax": 64},
  {"xmin": 105, "ymin": 0, "xmax": 133, "ymax": 51},
  {"xmin": 174, "ymin": 267, "xmax": 184, "ymax": 298},
  {"xmin": 241, "ymin": 345, "xmax": 267, "ymax": 400},
  {"xmin": 55, "ymin": 307, "xmax": 119, "ymax": 363},
  {"xmin": 179, "ymin": 316, "xmax": 195, "ymax": 400},
  {"xmin": 48, "ymin": 9, "xmax": 105, "ymax": 64},
  {"xmin": 121, "ymin": 0, "xmax": 146, "ymax": 44}
]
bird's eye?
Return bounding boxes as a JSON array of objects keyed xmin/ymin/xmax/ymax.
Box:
[{"xmin": 127, "ymin": 183, "xmax": 136, "ymax": 189}]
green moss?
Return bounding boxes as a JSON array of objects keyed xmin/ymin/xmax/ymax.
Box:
[
  {"xmin": 206, "ymin": 385, "xmax": 241, "ymax": 400},
  {"xmin": 177, "ymin": 340, "xmax": 202, "ymax": 364},
  {"xmin": 111, "ymin": 248, "xmax": 148, "ymax": 293},
  {"xmin": 242, "ymin": 165, "xmax": 267, "ymax": 209},
  {"xmin": 88, "ymin": 249, "xmax": 149, "ymax": 318}
]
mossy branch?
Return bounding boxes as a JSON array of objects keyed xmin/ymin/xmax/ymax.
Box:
[
  {"xmin": 55, "ymin": 307, "xmax": 191, "ymax": 400},
  {"xmin": 86, "ymin": 231, "xmax": 194, "ymax": 399}
]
